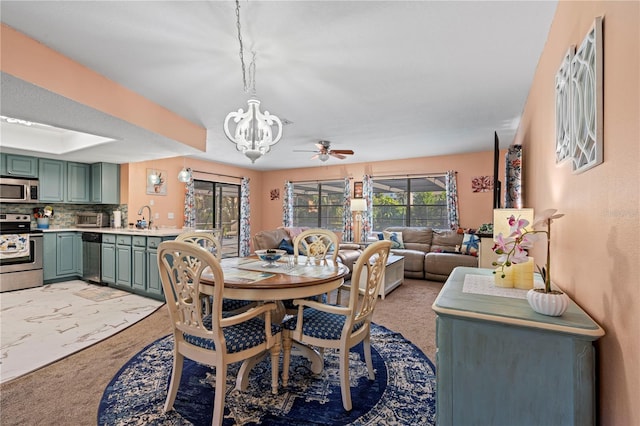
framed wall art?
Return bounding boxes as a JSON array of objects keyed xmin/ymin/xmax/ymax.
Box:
[
  {"xmin": 146, "ymin": 169, "xmax": 167, "ymax": 195},
  {"xmin": 353, "ymin": 181, "xmax": 363, "ymax": 198},
  {"xmin": 570, "ymin": 16, "xmax": 603, "ymax": 174}
]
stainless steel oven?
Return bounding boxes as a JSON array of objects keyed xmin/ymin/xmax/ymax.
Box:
[{"xmin": 0, "ymin": 213, "xmax": 43, "ymax": 292}]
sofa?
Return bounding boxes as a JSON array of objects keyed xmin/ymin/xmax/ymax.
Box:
[
  {"xmin": 252, "ymin": 227, "xmax": 362, "ymax": 280},
  {"xmin": 380, "ymin": 227, "xmax": 478, "ymax": 281},
  {"xmin": 252, "ymin": 226, "xmax": 478, "ymax": 283}
]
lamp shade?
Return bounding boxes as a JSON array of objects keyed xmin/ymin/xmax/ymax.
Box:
[{"xmin": 351, "ymin": 198, "xmax": 367, "ymax": 212}]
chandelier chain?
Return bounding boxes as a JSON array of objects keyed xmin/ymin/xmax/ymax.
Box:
[
  {"xmin": 235, "ymin": 0, "xmax": 257, "ymax": 95},
  {"xmin": 235, "ymin": 0, "xmax": 247, "ymax": 92}
]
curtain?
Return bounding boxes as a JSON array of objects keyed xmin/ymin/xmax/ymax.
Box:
[
  {"xmin": 182, "ymin": 168, "xmax": 196, "ymax": 228},
  {"xmin": 445, "ymin": 170, "xmax": 459, "ymax": 230},
  {"xmin": 361, "ymin": 175, "xmax": 373, "ymax": 242},
  {"xmin": 342, "ymin": 177, "xmax": 353, "ymax": 242},
  {"xmin": 239, "ymin": 177, "xmax": 251, "ymax": 257},
  {"xmin": 282, "ymin": 181, "xmax": 293, "ymax": 227},
  {"xmin": 505, "ymin": 144, "xmax": 523, "ymax": 208}
]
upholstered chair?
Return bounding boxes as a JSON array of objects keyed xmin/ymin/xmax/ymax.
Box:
[
  {"xmin": 281, "ymin": 240, "xmax": 391, "ymax": 411},
  {"xmin": 158, "ymin": 241, "xmax": 281, "ymax": 426}
]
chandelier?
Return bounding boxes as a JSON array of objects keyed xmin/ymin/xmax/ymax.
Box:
[{"xmin": 223, "ymin": 0, "xmax": 283, "ymax": 163}]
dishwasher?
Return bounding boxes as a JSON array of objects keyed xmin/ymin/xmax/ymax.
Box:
[{"xmin": 82, "ymin": 232, "xmax": 103, "ymax": 284}]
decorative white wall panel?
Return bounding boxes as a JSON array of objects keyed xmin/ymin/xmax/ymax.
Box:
[
  {"xmin": 570, "ymin": 17, "xmax": 603, "ymax": 174},
  {"xmin": 555, "ymin": 47, "xmax": 574, "ymax": 163}
]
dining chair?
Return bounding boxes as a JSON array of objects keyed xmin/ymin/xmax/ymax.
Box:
[
  {"xmin": 176, "ymin": 231, "xmax": 255, "ymax": 314},
  {"xmin": 292, "ymin": 228, "xmax": 339, "ymax": 266},
  {"xmin": 281, "ymin": 240, "xmax": 392, "ymax": 411},
  {"xmin": 158, "ymin": 241, "xmax": 282, "ymax": 426},
  {"xmin": 288, "ymin": 228, "xmax": 340, "ymax": 312}
]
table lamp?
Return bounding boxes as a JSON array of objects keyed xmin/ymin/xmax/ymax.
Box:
[{"xmin": 351, "ymin": 198, "xmax": 367, "ymax": 243}]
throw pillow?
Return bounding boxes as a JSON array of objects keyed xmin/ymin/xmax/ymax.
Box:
[
  {"xmin": 382, "ymin": 231, "xmax": 405, "ymax": 249},
  {"xmin": 461, "ymin": 233, "xmax": 480, "ymax": 256},
  {"xmin": 278, "ymin": 239, "xmax": 294, "ymax": 255}
]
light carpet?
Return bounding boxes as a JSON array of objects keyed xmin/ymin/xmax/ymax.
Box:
[
  {"xmin": 98, "ymin": 324, "xmax": 437, "ymax": 425},
  {"xmin": 0, "ymin": 280, "xmax": 163, "ymax": 384}
]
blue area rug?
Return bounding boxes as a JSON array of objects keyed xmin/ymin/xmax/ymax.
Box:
[{"xmin": 98, "ymin": 324, "xmax": 436, "ymax": 425}]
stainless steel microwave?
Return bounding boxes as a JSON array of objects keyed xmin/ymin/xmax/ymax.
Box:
[{"xmin": 0, "ymin": 177, "xmax": 39, "ymax": 203}]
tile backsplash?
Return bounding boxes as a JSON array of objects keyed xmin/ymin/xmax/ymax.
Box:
[{"xmin": 0, "ymin": 203, "xmax": 128, "ymax": 229}]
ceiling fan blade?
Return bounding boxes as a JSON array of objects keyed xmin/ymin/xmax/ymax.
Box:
[
  {"xmin": 310, "ymin": 154, "xmax": 320, "ymax": 160},
  {"xmin": 330, "ymin": 149, "xmax": 354, "ymax": 155},
  {"xmin": 294, "ymin": 149, "xmax": 320, "ymax": 153},
  {"xmin": 315, "ymin": 143, "xmax": 326, "ymax": 150},
  {"xmin": 330, "ymin": 152, "xmax": 347, "ymax": 160}
]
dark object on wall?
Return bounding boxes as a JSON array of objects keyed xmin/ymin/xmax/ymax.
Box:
[
  {"xmin": 353, "ymin": 182, "xmax": 363, "ymax": 198},
  {"xmin": 493, "ymin": 131, "xmax": 501, "ymax": 209}
]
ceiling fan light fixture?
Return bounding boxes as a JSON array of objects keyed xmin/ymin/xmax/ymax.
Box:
[{"xmin": 319, "ymin": 153, "xmax": 330, "ymax": 162}]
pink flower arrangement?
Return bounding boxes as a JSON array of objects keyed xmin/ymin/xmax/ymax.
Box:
[{"xmin": 493, "ymin": 209, "xmax": 564, "ymax": 293}]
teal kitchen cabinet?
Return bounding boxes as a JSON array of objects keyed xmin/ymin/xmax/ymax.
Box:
[
  {"xmin": 146, "ymin": 237, "xmax": 165, "ymax": 300},
  {"xmin": 38, "ymin": 159, "xmax": 66, "ymax": 203},
  {"xmin": 43, "ymin": 233, "xmax": 58, "ymax": 282},
  {"xmin": 1, "ymin": 154, "xmax": 39, "ymax": 177},
  {"xmin": 101, "ymin": 234, "xmax": 116, "ymax": 284},
  {"xmin": 114, "ymin": 234, "xmax": 132, "ymax": 289},
  {"xmin": 91, "ymin": 162, "xmax": 120, "ymax": 204},
  {"xmin": 131, "ymin": 236, "xmax": 147, "ymax": 292},
  {"xmin": 432, "ymin": 267, "xmax": 605, "ymax": 426},
  {"xmin": 43, "ymin": 232, "xmax": 82, "ymax": 282},
  {"xmin": 67, "ymin": 162, "xmax": 91, "ymax": 203}
]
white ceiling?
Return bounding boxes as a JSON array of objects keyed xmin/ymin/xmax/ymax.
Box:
[{"xmin": 0, "ymin": 1, "xmax": 557, "ymax": 171}]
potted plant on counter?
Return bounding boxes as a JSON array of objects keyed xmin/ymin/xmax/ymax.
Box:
[
  {"xmin": 493, "ymin": 209, "xmax": 568, "ymax": 316},
  {"xmin": 33, "ymin": 206, "xmax": 54, "ymax": 229}
]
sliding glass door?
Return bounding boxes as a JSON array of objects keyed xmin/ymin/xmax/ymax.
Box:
[{"xmin": 193, "ymin": 180, "xmax": 240, "ymax": 258}]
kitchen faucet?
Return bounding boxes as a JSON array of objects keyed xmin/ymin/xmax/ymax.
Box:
[{"xmin": 137, "ymin": 205, "xmax": 153, "ymax": 229}]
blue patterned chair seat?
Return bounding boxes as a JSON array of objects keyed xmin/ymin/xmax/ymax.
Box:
[
  {"xmin": 222, "ymin": 299, "xmax": 255, "ymax": 312},
  {"xmin": 282, "ymin": 307, "xmax": 364, "ymax": 340},
  {"xmin": 184, "ymin": 314, "xmax": 281, "ymax": 353}
]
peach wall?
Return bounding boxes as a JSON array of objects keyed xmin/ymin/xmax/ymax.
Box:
[
  {"xmin": 125, "ymin": 157, "xmax": 262, "ymax": 229},
  {"xmin": 514, "ymin": 2, "xmax": 639, "ymax": 424},
  {"xmin": 256, "ymin": 151, "xmax": 504, "ymax": 233},
  {"xmin": 126, "ymin": 149, "xmax": 502, "ymax": 237},
  {"xmin": 0, "ymin": 24, "xmax": 206, "ymax": 152}
]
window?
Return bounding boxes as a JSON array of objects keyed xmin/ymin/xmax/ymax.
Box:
[
  {"xmin": 372, "ymin": 176, "xmax": 447, "ymax": 229},
  {"xmin": 193, "ymin": 180, "xmax": 240, "ymax": 257},
  {"xmin": 292, "ymin": 180, "xmax": 344, "ymax": 230}
]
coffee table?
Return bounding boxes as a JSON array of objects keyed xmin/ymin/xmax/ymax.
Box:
[{"xmin": 358, "ymin": 254, "xmax": 404, "ymax": 299}]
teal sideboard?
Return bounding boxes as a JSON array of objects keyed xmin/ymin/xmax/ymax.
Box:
[{"xmin": 432, "ymin": 267, "xmax": 604, "ymax": 426}]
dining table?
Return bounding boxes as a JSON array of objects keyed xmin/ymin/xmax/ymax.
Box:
[{"xmin": 200, "ymin": 255, "xmax": 349, "ymax": 391}]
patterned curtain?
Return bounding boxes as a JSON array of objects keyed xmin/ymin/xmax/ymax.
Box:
[
  {"xmin": 361, "ymin": 175, "xmax": 373, "ymax": 242},
  {"xmin": 342, "ymin": 177, "xmax": 353, "ymax": 242},
  {"xmin": 445, "ymin": 170, "xmax": 459, "ymax": 230},
  {"xmin": 182, "ymin": 168, "xmax": 196, "ymax": 228},
  {"xmin": 282, "ymin": 181, "xmax": 294, "ymax": 227},
  {"xmin": 239, "ymin": 177, "xmax": 251, "ymax": 257},
  {"xmin": 505, "ymin": 145, "xmax": 523, "ymax": 208}
]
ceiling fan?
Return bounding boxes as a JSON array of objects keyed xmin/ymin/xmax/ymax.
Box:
[{"xmin": 294, "ymin": 140, "xmax": 355, "ymax": 162}]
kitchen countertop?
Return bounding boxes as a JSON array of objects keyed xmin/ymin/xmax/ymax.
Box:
[{"xmin": 39, "ymin": 227, "xmax": 184, "ymax": 237}]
